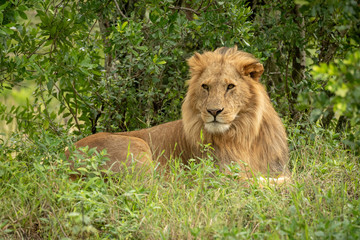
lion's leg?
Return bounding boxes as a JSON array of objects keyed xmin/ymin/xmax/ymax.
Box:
[
  {"xmin": 235, "ymin": 175, "xmax": 291, "ymax": 188},
  {"xmin": 258, "ymin": 175, "xmax": 291, "ymax": 186},
  {"xmin": 68, "ymin": 133, "xmax": 153, "ymax": 174}
]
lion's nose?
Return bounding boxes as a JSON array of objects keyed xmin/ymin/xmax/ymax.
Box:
[{"xmin": 207, "ymin": 108, "xmax": 224, "ymax": 117}]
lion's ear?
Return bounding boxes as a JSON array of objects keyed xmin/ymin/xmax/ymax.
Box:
[
  {"xmin": 187, "ymin": 52, "xmax": 207, "ymax": 77},
  {"xmin": 243, "ymin": 62, "xmax": 264, "ymax": 82}
]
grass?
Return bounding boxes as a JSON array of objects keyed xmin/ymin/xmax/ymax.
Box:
[
  {"xmin": 0, "ymin": 125, "xmax": 359, "ymax": 239},
  {"xmin": 1, "ymin": 6, "xmax": 358, "ymax": 239}
]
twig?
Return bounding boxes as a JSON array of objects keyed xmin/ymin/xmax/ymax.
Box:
[
  {"xmin": 70, "ymin": 80, "xmax": 100, "ymax": 113},
  {"xmin": 50, "ymin": 206, "xmax": 69, "ymax": 238},
  {"xmin": 201, "ymin": 0, "xmax": 214, "ymax": 12},
  {"xmin": 197, "ymin": 0, "xmax": 205, "ymax": 11},
  {"xmin": 53, "ymin": 83, "xmax": 82, "ymax": 134},
  {"xmin": 72, "ymin": 80, "xmax": 78, "ymax": 130},
  {"xmin": 38, "ymin": 82, "xmax": 61, "ymax": 134},
  {"xmin": 114, "ymin": 0, "xmax": 128, "ymax": 19},
  {"xmin": 168, "ymin": 6, "xmax": 200, "ymax": 15},
  {"xmin": 86, "ymin": 20, "xmax": 98, "ymax": 42},
  {"xmin": 27, "ymin": 38, "xmax": 49, "ymax": 58}
]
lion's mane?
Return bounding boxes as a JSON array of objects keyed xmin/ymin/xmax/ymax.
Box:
[{"xmin": 182, "ymin": 46, "xmax": 289, "ymax": 176}]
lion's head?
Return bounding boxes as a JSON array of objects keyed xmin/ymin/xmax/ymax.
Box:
[{"xmin": 182, "ymin": 46, "xmax": 265, "ymax": 144}]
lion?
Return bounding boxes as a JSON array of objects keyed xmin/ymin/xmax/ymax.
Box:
[{"xmin": 69, "ymin": 46, "xmax": 290, "ymax": 181}]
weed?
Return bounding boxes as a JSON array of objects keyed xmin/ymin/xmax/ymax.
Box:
[{"xmin": 0, "ymin": 126, "xmax": 359, "ymax": 239}]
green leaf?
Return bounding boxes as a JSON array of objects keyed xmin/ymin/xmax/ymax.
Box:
[
  {"xmin": 335, "ymin": 84, "xmax": 348, "ymax": 97},
  {"xmin": 121, "ymin": 21, "xmax": 128, "ymax": 30},
  {"xmin": 309, "ymin": 109, "xmax": 322, "ymax": 122},
  {"xmin": 149, "ymin": 11, "xmax": 158, "ymax": 23},
  {"xmin": 1, "ymin": 27, "xmax": 13, "ymax": 35},
  {"xmin": 18, "ymin": 10, "xmax": 28, "ymax": 20},
  {"xmin": 76, "ymin": 167, "xmax": 88, "ymax": 173},
  {"xmin": 0, "ymin": 2, "xmax": 9, "ymax": 11},
  {"xmin": 334, "ymin": 102, "xmax": 347, "ymax": 118},
  {"xmin": 152, "ymin": 54, "xmax": 158, "ymax": 63},
  {"xmin": 47, "ymin": 79, "xmax": 54, "ymax": 92},
  {"xmin": 63, "ymin": 112, "xmax": 71, "ymax": 118},
  {"xmin": 43, "ymin": 120, "xmax": 49, "ymax": 129},
  {"xmin": 91, "ymin": 70, "xmax": 102, "ymax": 76}
]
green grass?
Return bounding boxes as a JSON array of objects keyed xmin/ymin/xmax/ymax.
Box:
[{"xmin": 0, "ymin": 126, "xmax": 359, "ymax": 239}]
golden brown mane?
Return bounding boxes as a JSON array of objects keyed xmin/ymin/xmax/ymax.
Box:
[{"xmin": 181, "ymin": 46, "xmax": 288, "ymax": 176}]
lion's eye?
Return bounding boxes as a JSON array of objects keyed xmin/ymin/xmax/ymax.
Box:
[
  {"xmin": 202, "ymin": 84, "xmax": 209, "ymax": 90},
  {"xmin": 227, "ymin": 84, "xmax": 235, "ymax": 90}
]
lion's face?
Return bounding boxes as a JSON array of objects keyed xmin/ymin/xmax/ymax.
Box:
[
  {"xmin": 195, "ymin": 63, "xmax": 252, "ymax": 134},
  {"xmin": 183, "ymin": 47, "xmax": 264, "ymax": 135}
]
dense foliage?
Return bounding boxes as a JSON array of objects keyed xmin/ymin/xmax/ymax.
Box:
[
  {"xmin": 1, "ymin": 0, "xmax": 253, "ymax": 136},
  {"xmin": 1, "ymin": 0, "xmax": 359, "ymax": 145},
  {"xmin": 0, "ymin": 0, "xmax": 359, "ymax": 238}
]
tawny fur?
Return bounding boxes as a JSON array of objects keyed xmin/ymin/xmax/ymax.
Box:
[{"xmin": 69, "ymin": 46, "xmax": 289, "ymax": 178}]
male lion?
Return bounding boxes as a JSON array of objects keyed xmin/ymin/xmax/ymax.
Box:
[{"xmin": 70, "ymin": 46, "xmax": 290, "ymax": 180}]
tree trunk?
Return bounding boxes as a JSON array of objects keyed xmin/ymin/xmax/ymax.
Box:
[{"xmin": 98, "ymin": 16, "xmax": 113, "ymax": 77}]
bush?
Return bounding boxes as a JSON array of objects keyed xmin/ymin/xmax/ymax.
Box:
[
  {"xmin": 0, "ymin": 0, "xmax": 253, "ymax": 137},
  {"xmin": 303, "ymin": 50, "xmax": 360, "ymax": 153}
]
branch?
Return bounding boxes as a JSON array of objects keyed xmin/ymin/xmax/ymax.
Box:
[
  {"xmin": 53, "ymin": 83, "xmax": 82, "ymax": 134},
  {"xmin": 38, "ymin": 83, "xmax": 61, "ymax": 134},
  {"xmin": 27, "ymin": 38, "xmax": 49, "ymax": 58},
  {"xmin": 86, "ymin": 20, "xmax": 98, "ymax": 42},
  {"xmin": 114, "ymin": 0, "xmax": 128, "ymax": 19},
  {"xmin": 168, "ymin": 6, "xmax": 200, "ymax": 15},
  {"xmin": 70, "ymin": 80, "xmax": 100, "ymax": 113},
  {"xmin": 197, "ymin": 0, "xmax": 205, "ymax": 11}
]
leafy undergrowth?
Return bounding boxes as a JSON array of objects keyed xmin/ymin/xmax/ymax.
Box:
[{"xmin": 0, "ymin": 126, "xmax": 359, "ymax": 239}]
